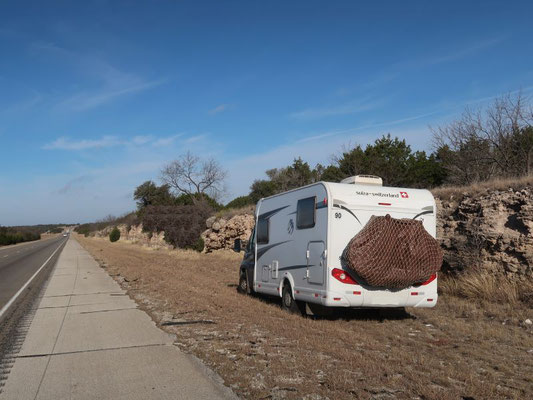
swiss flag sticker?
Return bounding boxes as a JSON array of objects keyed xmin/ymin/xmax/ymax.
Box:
[{"xmin": 400, "ymin": 191, "xmax": 409, "ymax": 198}]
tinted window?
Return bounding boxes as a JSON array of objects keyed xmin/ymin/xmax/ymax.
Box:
[
  {"xmin": 257, "ymin": 218, "xmax": 269, "ymax": 244},
  {"xmin": 297, "ymin": 196, "xmax": 316, "ymax": 229}
]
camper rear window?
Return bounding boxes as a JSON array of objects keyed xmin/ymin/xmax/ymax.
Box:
[
  {"xmin": 257, "ymin": 217, "xmax": 269, "ymax": 244},
  {"xmin": 297, "ymin": 196, "xmax": 316, "ymax": 229}
]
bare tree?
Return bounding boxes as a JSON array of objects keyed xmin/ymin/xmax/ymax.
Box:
[
  {"xmin": 161, "ymin": 152, "xmax": 227, "ymax": 200},
  {"xmin": 431, "ymin": 92, "xmax": 533, "ymax": 184}
]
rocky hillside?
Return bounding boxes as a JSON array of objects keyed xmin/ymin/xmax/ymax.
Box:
[
  {"xmin": 202, "ymin": 185, "xmax": 533, "ymax": 279},
  {"xmin": 92, "ymin": 224, "xmax": 172, "ymax": 250},
  {"xmin": 437, "ymin": 187, "xmax": 532, "ymax": 279}
]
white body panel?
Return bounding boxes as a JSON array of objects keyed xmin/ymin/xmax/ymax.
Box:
[{"xmin": 253, "ymin": 181, "xmax": 438, "ymax": 308}]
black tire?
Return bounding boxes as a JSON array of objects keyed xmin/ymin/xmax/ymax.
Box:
[
  {"xmin": 281, "ymin": 283, "xmax": 304, "ymax": 314},
  {"xmin": 238, "ymin": 270, "xmax": 250, "ymax": 295}
]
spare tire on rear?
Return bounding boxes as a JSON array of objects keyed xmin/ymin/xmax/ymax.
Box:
[{"xmin": 341, "ymin": 214, "xmax": 443, "ymax": 289}]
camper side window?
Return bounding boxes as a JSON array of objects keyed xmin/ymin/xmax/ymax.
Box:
[
  {"xmin": 297, "ymin": 196, "xmax": 316, "ymax": 229},
  {"xmin": 257, "ymin": 218, "xmax": 269, "ymax": 244}
]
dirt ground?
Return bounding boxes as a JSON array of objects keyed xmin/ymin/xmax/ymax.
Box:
[{"xmin": 76, "ymin": 235, "xmax": 533, "ymax": 400}]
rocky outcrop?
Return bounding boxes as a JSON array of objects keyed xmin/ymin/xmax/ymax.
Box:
[
  {"xmin": 202, "ymin": 215, "xmax": 255, "ymax": 252},
  {"xmin": 437, "ymin": 187, "xmax": 533, "ymax": 279},
  {"xmin": 93, "ymin": 224, "xmax": 172, "ymax": 250}
]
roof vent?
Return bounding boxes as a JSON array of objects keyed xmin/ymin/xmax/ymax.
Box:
[{"xmin": 340, "ymin": 175, "xmax": 383, "ymax": 186}]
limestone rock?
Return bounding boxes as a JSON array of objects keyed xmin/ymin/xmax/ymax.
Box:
[
  {"xmin": 437, "ymin": 185, "xmax": 533, "ymax": 279},
  {"xmin": 202, "ymin": 214, "xmax": 255, "ymax": 252}
]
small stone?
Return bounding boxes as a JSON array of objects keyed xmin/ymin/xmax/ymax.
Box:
[{"xmin": 525, "ymin": 319, "xmax": 532, "ymax": 326}]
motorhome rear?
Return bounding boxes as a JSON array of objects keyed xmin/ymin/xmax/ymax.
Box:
[{"xmin": 236, "ymin": 175, "xmax": 438, "ymax": 312}]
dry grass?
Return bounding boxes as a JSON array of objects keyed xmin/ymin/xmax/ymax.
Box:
[
  {"xmin": 431, "ymin": 175, "xmax": 533, "ymax": 201},
  {"xmin": 216, "ymin": 205, "xmax": 255, "ymax": 219},
  {"xmin": 439, "ymin": 272, "xmax": 533, "ymax": 307},
  {"xmin": 76, "ymin": 234, "xmax": 533, "ymax": 400}
]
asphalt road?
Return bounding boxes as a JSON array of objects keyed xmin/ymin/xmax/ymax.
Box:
[{"xmin": 0, "ymin": 236, "xmax": 67, "ymax": 310}]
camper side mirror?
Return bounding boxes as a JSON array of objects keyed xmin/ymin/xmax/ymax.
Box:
[{"xmin": 233, "ymin": 238, "xmax": 242, "ymax": 253}]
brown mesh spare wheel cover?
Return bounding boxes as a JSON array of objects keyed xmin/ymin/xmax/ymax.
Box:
[{"xmin": 342, "ymin": 214, "xmax": 442, "ymax": 289}]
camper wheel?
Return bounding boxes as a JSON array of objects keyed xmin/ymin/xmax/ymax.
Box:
[
  {"xmin": 281, "ymin": 282, "xmax": 304, "ymax": 315},
  {"xmin": 238, "ymin": 270, "xmax": 251, "ymax": 295}
]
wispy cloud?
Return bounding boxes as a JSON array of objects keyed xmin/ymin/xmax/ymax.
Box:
[
  {"xmin": 44, "ymin": 133, "xmax": 190, "ymax": 151},
  {"xmin": 425, "ymin": 36, "xmax": 506, "ymax": 66},
  {"xmin": 132, "ymin": 135, "xmax": 153, "ymax": 145},
  {"xmin": 57, "ymin": 79, "xmax": 164, "ymax": 111},
  {"xmin": 292, "ymin": 110, "xmax": 439, "ymax": 145},
  {"xmin": 327, "ymin": 36, "xmax": 507, "ymax": 101},
  {"xmin": 290, "ymin": 97, "xmax": 387, "ymax": 120},
  {"xmin": 208, "ymin": 104, "xmax": 233, "ymax": 115},
  {"xmin": 1, "ymin": 93, "xmax": 43, "ymax": 115},
  {"xmin": 44, "ymin": 136, "xmax": 122, "ymax": 150},
  {"xmin": 152, "ymin": 134, "xmax": 183, "ymax": 147},
  {"xmin": 184, "ymin": 134, "xmax": 208, "ymax": 144},
  {"xmin": 295, "ymin": 131, "xmax": 340, "ymax": 144},
  {"xmin": 31, "ymin": 41, "xmax": 165, "ymax": 111}
]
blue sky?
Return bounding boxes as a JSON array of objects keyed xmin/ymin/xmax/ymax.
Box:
[{"xmin": 1, "ymin": 0, "xmax": 532, "ymax": 225}]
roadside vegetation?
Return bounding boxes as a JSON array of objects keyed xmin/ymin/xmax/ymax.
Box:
[
  {"xmin": 0, "ymin": 224, "xmax": 67, "ymax": 246},
  {"xmin": 0, "ymin": 227, "xmax": 40, "ymax": 246}
]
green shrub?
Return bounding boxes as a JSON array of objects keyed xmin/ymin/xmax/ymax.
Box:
[
  {"xmin": 109, "ymin": 227, "xmax": 121, "ymax": 242},
  {"xmin": 187, "ymin": 237, "xmax": 205, "ymax": 252},
  {"xmin": 225, "ymin": 195, "xmax": 254, "ymax": 209}
]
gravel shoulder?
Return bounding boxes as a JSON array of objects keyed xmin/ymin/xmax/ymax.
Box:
[{"xmin": 76, "ymin": 234, "xmax": 533, "ymax": 400}]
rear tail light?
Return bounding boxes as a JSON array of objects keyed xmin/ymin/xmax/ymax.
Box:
[
  {"xmin": 420, "ymin": 273, "xmax": 437, "ymax": 285},
  {"xmin": 331, "ymin": 268, "xmax": 359, "ymax": 285}
]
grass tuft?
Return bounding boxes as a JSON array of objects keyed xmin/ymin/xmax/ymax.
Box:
[{"xmin": 439, "ymin": 272, "xmax": 533, "ymax": 306}]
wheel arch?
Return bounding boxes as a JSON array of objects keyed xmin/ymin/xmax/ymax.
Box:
[{"xmin": 279, "ymin": 274, "xmax": 296, "ymax": 299}]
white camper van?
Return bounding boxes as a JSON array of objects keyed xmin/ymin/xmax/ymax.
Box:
[{"xmin": 236, "ymin": 175, "xmax": 438, "ymax": 313}]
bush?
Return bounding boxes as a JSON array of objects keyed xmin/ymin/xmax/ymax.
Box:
[
  {"xmin": 187, "ymin": 237, "xmax": 205, "ymax": 252},
  {"xmin": 225, "ymin": 195, "xmax": 254, "ymax": 209},
  {"xmin": 109, "ymin": 227, "xmax": 121, "ymax": 242},
  {"xmin": 142, "ymin": 201, "xmax": 213, "ymax": 249},
  {"xmin": 175, "ymin": 193, "xmax": 223, "ymax": 211},
  {"xmin": 0, "ymin": 226, "xmax": 40, "ymax": 246}
]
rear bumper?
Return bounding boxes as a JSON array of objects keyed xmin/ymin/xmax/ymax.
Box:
[{"xmin": 321, "ymin": 282, "xmax": 438, "ymax": 308}]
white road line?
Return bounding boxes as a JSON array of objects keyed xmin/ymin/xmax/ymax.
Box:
[
  {"xmin": 0, "ymin": 241, "xmax": 65, "ymax": 320},
  {"xmin": 2, "ymin": 255, "xmax": 8, "ymax": 258}
]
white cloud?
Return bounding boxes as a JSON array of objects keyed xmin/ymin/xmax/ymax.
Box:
[
  {"xmin": 1, "ymin": 93, "xmax": 43, "ymax": 115},
  {"xmin": 152, "ymin": 134, "xmax": 183, "ymax": 147},
  {"xmin": 43, "ymin": 133, "xmax": 191, "ymax": 151},
  {"xmin": 426, "ymin": 36, "xmax": 506, "ymax": 66},
  {"xmin": 289, "ymin": 97, "xmax": 386, "ymax": 120},
  {"xmin": 43, "ymin": 136, "xmax": 122, "ymax": 150},
  {"xmin": 208, "ymin": 104, "xmax": 233, "ymax": 115},
  {"xmin": 57, "ymin": 80, "xmax": 164, "ymax": 111},
  {"xmin": 132, "ymin": 135, "xmax": 153, "ymax": 145},
  {"xmin": 184, "ymin": 134, "xmax": 208, "ymax": 144},
  {"xmin": 31, "ymin": 41, "xmax": 165, "ymax": 112}
]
